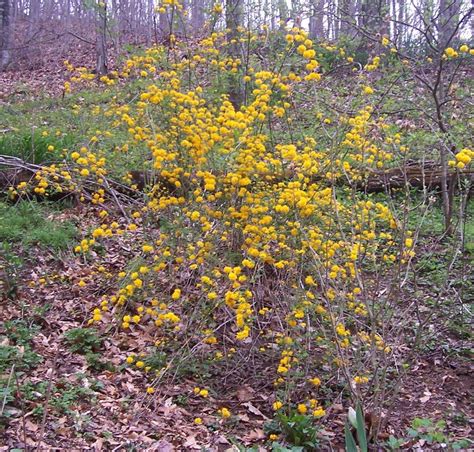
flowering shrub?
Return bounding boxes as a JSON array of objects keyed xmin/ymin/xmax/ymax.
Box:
[{"xmin": 8, "ymin": 15, "xmax": 473, "ymax": 439}]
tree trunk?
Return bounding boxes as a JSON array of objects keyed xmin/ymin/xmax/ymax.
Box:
[
  {"xmin": 96, "ymin": 1, "xmax": 108, "ymax": 75},
  {"xmin": 339, "ymin": 0, "xmax": 353, "ymax": 37},
  {"xmin": 278, "ymin": 0, "xmax": 288, "ymax": 29},
  {"xmin": 438, "ymin": 0, "xmax": 462, "ymax": 50},
  {"xmin": 226, "ymin": 0, "xmax": 243, "ymax": 108},
  {"xmin": 396, "ymin": 0, "xmax": 406, "ymax": 45},
  {"xmin": 159, "ymin": 9, "xmax": 170, "ymax": 41},
  {"xmin": 28, "ymin": 0, "xmax": 41, "ymax": 37},
  {"xmin": 309, "ymin": 0, "xmax": 325, "ymax": 39},
  {"xmin": 360, "ymin": 0, "xmax": 389, "ymax": 50},
  {"xmin": 0, "ymin": 0, "xmax": 10, "ymax": 70},
  {"xmin": 191, "ymin": 0, "xmax": 205, "ymax": 35}
]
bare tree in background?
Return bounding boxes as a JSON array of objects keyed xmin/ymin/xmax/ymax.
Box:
[
  {"xmin": 277, "ymin": 0, "xmax": 288, "ymax": 29},
  {"xmin": 338, "ymin": 0, "xmax": 352, "ymax": 37},
  {"xmin": 1, "ymin": 0, "xmax": 473, "ymax": 71},
  {"xmin": 0, "ymin": 0, "xmax": 10, "ymax": 70},
  {"xmin": 96, "ymin": 1, "xmax": 108, "ymax": 75},
  {"xmin": 361, "ymin": 0, "xmax": 390, "ymax": 38},
  {"xmin": 438, "ymin": 0, "xmax": 462, "ymax": 49},
  {"xmin": 191, "ymin": 0, "xmax": 205, "ymax": 34},
  {"xmin": 226, "ymin": 0, "xmax": 243, "ymax": 107},
  {"xmin": 309, "ymin": 0, "xmax": 325, "ymax": 39}
]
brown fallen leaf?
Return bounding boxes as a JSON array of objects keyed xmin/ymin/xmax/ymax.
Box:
[
  {"xmin": 420, "ymin": 390, "xmax": 431, "ymax": 403},
  {"xmin": 242, "ymin": 402, "xmax": 268, "ymax": 419},
  {"xmin": 93, "ymin": 438, "xmax": 104, "ymax": 451},
  {"xmin": 242, "ymin": 428, "xmax": 266, "ymax": 442},
  {"xmin": 25, "ymin": 419, "xmax": 38, "ymax": 432},
  {"xmin": 236, "ymin": 385, "xmax": 255, "ymax": 402},
  {"xmin": 183, "ymin": 435, "xmax": 200, "ymax": 449},
  {"xmin": 156, "ymin": 438, "xmax": 175, "ymax": 452}
]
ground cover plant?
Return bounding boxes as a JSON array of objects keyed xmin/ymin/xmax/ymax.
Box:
[{"xmin": 0, "ymin": 0, "xmax": 473, "ymax": 450}]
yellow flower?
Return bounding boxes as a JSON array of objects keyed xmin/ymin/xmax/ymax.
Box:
[
  {"xmin": 218, "ymin": 407, "xmax": 231, "ymax": 418},
  {"xmin": 363, "ymin": 86, "xmax": 374, "ymax": 95},
  {"xmin": 171, "ymin": 288, "xmax": 181, "ymax": 300},
  {"xmin": 146, "ymin": 387, "xmax": 155, "ymax": 394},
  {"xmin": 194, "ymin": 417, "xmax": 203, "ymax": 425},
  {"xmin": 273, "ymin": 401, "xmax": 283, "ymax": 410},
  {"xmin": 444, "ymin": 47, "xmax": 458, "ymax": 58},
  {"xmin": 312, "ymin": 407, "xmax": 325, "ymax": 418},
  {"xmin": 297, "ymin": 403, "xmax": 307, "ymax": 414},
  {"xmin": 353, "ymin": 375, "xmax": 369, "ymax": 384},
  {"xmin": 198, "ymin": 388, "xmax": 209, "ymax": 397}
]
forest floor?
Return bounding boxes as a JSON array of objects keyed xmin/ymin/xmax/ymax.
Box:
[{"xmin": 1, "ymin": 203, "xmax": 472, "ymax": 451}]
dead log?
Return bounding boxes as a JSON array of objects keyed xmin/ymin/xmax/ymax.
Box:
[
  {"xmin": 1, "ymin": 156, "xmax": 472, "ymax": 204},
  {"xmin": 358, "ymin": 165, "xmax": 473, "ymax": 193}
]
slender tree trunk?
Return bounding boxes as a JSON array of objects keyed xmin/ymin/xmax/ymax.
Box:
[
  {"xmin": 226, "ymin": 0, "xmax": 243, "ymax": 108},
  {"xmin": 191, "ymin": 0, "xmax": 205, "ymax": 35},
  {"xmin": 360, "ymin": 0, "xmax": 389, "ymax": 51},
  {"xmin": 309, "ymin": 0, "xmax": 325, "ymax": 39},
  {"xmin": 159, "ymin": 10, "xmax": 170, "ymax": 41},
  {"xmin": 339, "ymin": 0, "xmax": 352, "ymax": 37},
  {"xmin": 438, "ymin": 0, "xmax": 462, "ymax": 50},
  {"xmin": 396, "ymin": 0, "xmax": 406, "ymax": 45},
  {"xmin": 278, "ymin": 0, "xmax": 288, "ymax": 29},
  {"xmin": 28, "ymin": 0, "xmax": 40, "ymax": 38},
  {"xmin": 0, "ymin": 0, "xmax": 10, "ymax": 70},
  {"xmin": 96, "ymin": 1, "xmax": 108, "ymax": 75}
]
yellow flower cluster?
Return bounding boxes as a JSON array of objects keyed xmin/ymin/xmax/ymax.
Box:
[{"xmin": 449, "ymin": 148, "xmax": 473, "ymax": 170}]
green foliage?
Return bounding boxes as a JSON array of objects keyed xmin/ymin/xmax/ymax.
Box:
[
  {"xmin": 385, "ymin": 417, "xmax": 473, "ymax": 450},
  {"xmin": 19, "ymin": 379, "xmax": 99, "ymax": 416},
  {"xmin": 385, "ymin": 435, "xmax": 405, "ymax": 450},
  {"xmin": 0, "ymin": 131, "xmax": 66, "ymax": 163},
  {"xmin": 64, "ymin": 328, "xmax": 102, "ymax": 353},
  {"xmin": 144, "ymin": 350, "xmax": 168, "ymax": 371},
  {"xmin": 64, "ymin": 328, "xmax": 112, "ymax": 371},
  {"xmin": 345, "ymin": 405, "xmax": 368, "ymax": 452},
  {"xmin": 0, "ymin": 344, "xmax": 42, "ymax": 373},
  {"xmin": 4, "ymin": 319, "xmax": 40, "ymax": 345},
  {"xmin": 50, "ymin": 383, "xmax": 97, "ymax": 414},
  {"xmin": 408, "ymin": 418, "xmax": 447, "ymax": 443},
  {"xmin": 267, "ymin": 412, "xmax": 319, "ymax": 450},
  {"xmin": 0, "ymin": 202, "xmax": 76, "ymax": 250},
  {"xmin": 0, "ymin": 319, "xmax": 43, "ymax": 373},
  {"xmin": 0, "ymin": 242, "xmax": 22, "ymax": 300},
  {"xmin": 270, "ymin": 444, "xmax": 304, "ymax": 452},
  {"xmin": 0, "ymin": 319, "xmax": 41, "ymax": 427}
]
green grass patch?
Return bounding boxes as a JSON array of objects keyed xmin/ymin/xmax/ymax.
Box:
[{"xmin": 0, "ymin": 201, "xmax": 77, "ymax": 250}]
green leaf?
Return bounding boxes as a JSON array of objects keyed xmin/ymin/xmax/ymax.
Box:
[
  {"xmin": 345, "ymin": 422, "xmax": 358, "ymax": 452},
  {"xmin": 356, "ymin": 404, "xmax": 368, "ymax": 452}
]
